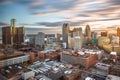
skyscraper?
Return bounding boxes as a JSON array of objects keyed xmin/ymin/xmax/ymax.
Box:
[
  {"xmin": 62, "ymin": 23, "xmax": 69, "ymax": 48},
  {"xmin": 85, "ymin": 24, "xmax": 91, "ymax": 44},
  {"xmin": 2, "ymin": 26, "xmax": 12, "ymax": 45},
  {"xmin": 73, "ymin": 28, "xmax": 83, "ymax": 51},
  {"xmin": 35, "ymin": 32, "xmax": 45, "ymax": 49},
  {"xmin": 15, "ymin": 27, "xmax": 25, "ymax": 44},
  {"xmin": 2, "ymin": 19, "xmax": 25, "ymax": 46},
  {"xmin": 117, "ymin": 27, "xmax": 120, "ymax": 44}
]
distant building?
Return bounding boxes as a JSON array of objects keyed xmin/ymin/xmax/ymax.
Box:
[
  {"xmin": 62, "ymin": 23, "xmax": 84, "ymax": 50},
  {"xmin": 62, "ymin": 23, "xmax": 69, "ymax": 48},
  {"xmin": 2, "ymin": 26, "xmax": 12, "ymax": 45},
  {"xmin": 56, "ymin": 33, "xmax": 62, "ymax": 42},
  {"xmin": 45, "ymin": 34, "xmax": 56, "ymax": 44},
  {"xmin": 26, "ymin": 34, "xmax": 36, "ymax": 47},
  {"xmin": 117, "ymin": 27, "xmax": 120, "ymax": 36},
  {"xmin": 35, "ymin": 32, "xmax": 45, "ymax": 49},
  {"xmin": 91, "ymin": 31, "xmax": 97, "ymax": 38},
  {"xmin": 117, "ymin": 27, "xmax": 120, "ymax": 44},
  {"xmin": 14, "ymin": 27, "xmax": 25, "ymax": 44},
  {"xmin": 98, "ymin": 36, "xmax": 110, "ymax": 47},
  {"xmin": 26, "ymin": 32, "xmax": 45, "ymax": 49},
  {"xmin": 101, "ymin": 31, "xmax": 108, "ymax": 37},
  {"xmin": 68, "ymin": 28, "xmax": 84, "ymax": 51},
  {"xmin": 2, "ymin": 19, "xmax": 25, "ymax": 45},
  {"xmin": 85, "ymin": 25, "xmax": 91, "ymax": 44},
  {"xmin": 74, "ymin": 36, "xmax": 81, "ymax": 51},
  {"xmin": 91, "ymin": 32, "xmax": 98, "ymax": 45},
  {"xmin": 111, "ymin": 35, "xmax": 119, "ymax": 45}
]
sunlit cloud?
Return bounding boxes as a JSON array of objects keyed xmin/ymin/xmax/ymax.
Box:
[{"xmin": 0, "ymin": 0, "xmax": 120, "ymax": 34}]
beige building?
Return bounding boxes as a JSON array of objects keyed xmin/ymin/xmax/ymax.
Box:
[
  {"xmin": 98, "ymin": 36, "xmax": 110, "ymax": 47},
  {"xmin": 68, "ymin": 28, "xmax": 84, "ymax": 50}
]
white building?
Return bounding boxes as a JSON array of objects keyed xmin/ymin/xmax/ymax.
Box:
[
  {"xmin": 106, "ymin": 75, "xmax": 120, "ymax": 80},
  {"xmin": 111, "ymin": 36, "xmax": 119, "ymax": 45},
  {"xmin": 68, "ymin": 28, "xmax": 84, "ymax": 50},
  {"xmin": 21, "ymin": 70, "xmax": 35, "ymax": 80},
  {"xmin": 74, "ymin": 36, "xmax": 81, "ymax": 51}
]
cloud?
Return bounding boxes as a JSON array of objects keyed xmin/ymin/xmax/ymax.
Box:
[
  {"xmin": 0, "ymin": 0, "xmax": 12, "ymax": 5},
  {"xmin": 0, "ymin": 22, "xmax": 9, "ymax": 26},
  {"xmin": 1, "ymin": 0, "xmax": 120, "ymax": 28},
  {"xmin": 25, "ymin": 27, "xmax": 61, "ymax": 34},
  {"xmin": 36, "ymin": 20, "xmax": 86, "ymax": 27}
]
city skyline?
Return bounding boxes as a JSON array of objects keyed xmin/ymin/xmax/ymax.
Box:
[{"xmin": 0, "ymin": 0, "xmax": 120, "ymax": 34}]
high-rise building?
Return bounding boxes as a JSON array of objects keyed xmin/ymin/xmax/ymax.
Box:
[
  {"xmin": 91, "ymin": 31, "xmax": 97, "ymax": 38},
  {"xmin": 15, "ymin": 27, "xmax": 25, "ymax": 44},
  {"xmin": 62, "ymin": 23, "xmax": 69, "ymax": 48},
  {"xmin": 91, "ymin": 31, "xmax": 98, "ymax": 45},
  {"xmin": 62, "ymin": 23, "xmax": 84, "ymax": 50},
  {"xmin": 117, "ymin": 27, "xmax": 120, "ymax": 44},
  {"xmin": 26, "ymin": 34, "xmax": 36, "ymax": 47},
  {"xmin": 56, "ymin": 33, "xmax": 61, "ymax": 42},
  {"xmin": 85, "ymin": 25, "xmax": 91, "ymax": 44},
  {"xmin": 73, "ymin": 28, "xmax": 84, "ymax": 51},
  {"xmin": 117, "ymin": 28, "xmax": 120, "ymax": 36},
  {"xmin": 11, "ymin": 19, "xmax": 16, "ymax": 36},
  {"xmin": 2, "ymin": 26, "xmax": 12, "ymax": 45},
  {"xmin": 111, "ymin": 35, "xmax": 119, "ymax": 45},
  {"xmin": 35, "ymin": 32, "xmax": 45, "ymax": 48},
  {"xmin": 2, "ymin": 19, "xmax": 25, "ymax": 45},
  {"xmin": 67, "ymin": 27, "xmax": 84, "ymax": 50}
]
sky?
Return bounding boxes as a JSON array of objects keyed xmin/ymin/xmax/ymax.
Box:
[{"xmin": 0, "ymin": 0, "xmax": 120, "ymax": 35}]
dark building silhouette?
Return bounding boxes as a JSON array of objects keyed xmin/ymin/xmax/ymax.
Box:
[
  {"xmin": 62, "ymin": 23, "xmax": 70, "ymax": 48},
  {"xmin": 2, "ymin": 19, "xmax": 25, "ymax": 45}
]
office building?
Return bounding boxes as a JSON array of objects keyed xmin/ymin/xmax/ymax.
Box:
[
  {"xmin": 69, "ymin": 28, "xmax": 84, "ymax": 51},
  {"xmin": 117, "ymin": 27, "xmax": 120, "ymax": 36},
  {"xmin": 62, "ymin": 23, "xmax": 84, "ymax": 50},
  {"xmin": 2, "ymin": 26, "xmax": 12, "ymax": 45},
  {"xmin": 85, "ymin": 25, "xmax": 91, "ymax": 44},
  {"xmin": 45, "ymin": 34, "xmax": 56, "ymax": 44},
  {"xmin": 2, "ymin": 19, "xmax": 25, "ymax": 45},
  {"xmin": 62, "ymin": 23, "xmax": 70, "ymax": 48},
  {"xmin": 26, "ymin": 34, "xmax": 36, "ymax": 47},
  {"xmin": 91, "ymin": 32, "xmax": 98, "ymax": 45},
  {"xmin": 111, "ymin": 35, "xmax": 119, "ymax": 45},
  {"xmin": 56, "ymin": 33, "xmax": 61, "ymax": 42},
  {"xmin": 101, "ymin": 31, "xmax": 108, "ymax": 37},
  {"xmin": 98, "ymin": 36, "xmax": 110, "ymax": 47},
  {"xmin": 35, "ymin": 32, "xmax": 45, "ymax": 48},
  {"xmin": 117, "ymin": 27, "xmax": 120, "ymax": 44},
  {"xmin": 14, "ymin": 27, "xmax": 25, "ymax": 44},
  {"xmin": 91, "ymin": 31, "xmax": 97, "ymax": 38}
]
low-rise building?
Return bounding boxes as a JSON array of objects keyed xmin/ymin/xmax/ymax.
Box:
[{"xmin": 61, "ymin": 50, "xmax": 98, "ymax": 69}]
